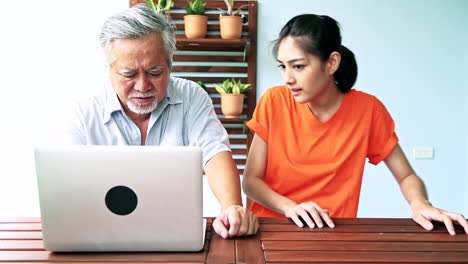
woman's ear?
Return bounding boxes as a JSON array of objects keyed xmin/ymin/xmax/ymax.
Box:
[{"xmin": 327, "ymin": 51, "xmax": 341, "ymax": 75}]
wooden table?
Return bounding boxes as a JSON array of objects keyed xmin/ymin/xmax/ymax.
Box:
[{"xmin": 1, "ymin": 217, "xmax": 467, "ymax": 263}]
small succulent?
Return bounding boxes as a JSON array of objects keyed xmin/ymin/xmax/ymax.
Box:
[
  {"xmin": 145, "ymin": 0, "xmax": 174, "ymax": 14},
  {"xmin": 185, "ymin": 0, "xmax": 206, "ymax": 15},
  {"xmin": 214, "ymin": 79, "xmax": 251, "ymax": 94}
]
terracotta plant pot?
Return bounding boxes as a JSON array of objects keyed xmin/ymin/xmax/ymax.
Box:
[
  {"xmin": 221, "ymin": 94, "xmax": 245, "ymax": 118},
  {"xmin": 219, "ymin": 15, "xmax": 242, "ymax": 39},
  {"xmin": 184, "ymin": 15, "xmax": 208, "ymax": 39}
]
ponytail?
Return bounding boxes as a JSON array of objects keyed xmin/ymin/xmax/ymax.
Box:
[{"xmin": 335, "ymin": 45, "xmax": 357, "ymax": 93}]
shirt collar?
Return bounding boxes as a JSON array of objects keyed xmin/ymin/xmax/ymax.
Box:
[{"xmin": 102, "ymin": 77, "xmax": 182, "ymax": 124}]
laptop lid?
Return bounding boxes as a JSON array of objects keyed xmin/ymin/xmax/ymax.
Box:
[{"xmin": 34, "ymin": 145, "xmax": 205, "ymax": 252}]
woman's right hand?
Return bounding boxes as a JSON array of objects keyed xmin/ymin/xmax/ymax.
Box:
[{"xmin": 284, "ymin": 201, "xmax": 335, "ymax": 228}]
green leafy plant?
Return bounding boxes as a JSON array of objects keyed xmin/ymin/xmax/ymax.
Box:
[
  {"xmin": 196, "ymin": 80, "xmax": 207, "ymax": 90},
  {"xmin": 185, "ymin": 0, "xmax": 206, "ymax": 15},
  {"xmin": 219, "ymin": 0, "xmax": 248, "ymax": 16},
  {"xmin": 145, "ymin": 0, "xmax": 174, "ymax": 14},
  {"xmin": 214, "ymin": 78, "xmax": 251, "ymax": 94}
]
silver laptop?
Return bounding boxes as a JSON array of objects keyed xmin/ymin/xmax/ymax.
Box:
[{"xmin": 34, "ymin": 145, "xmax": 206, "ymax": 252}]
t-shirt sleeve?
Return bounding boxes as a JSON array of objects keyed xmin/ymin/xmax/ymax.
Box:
[
  {"xmin": 367, "ymin": 97, "xmax": 399, "ymax": 165},
  {"xmin": 246, "ymin": 88, "xmax": 275, "ymax": 143}
]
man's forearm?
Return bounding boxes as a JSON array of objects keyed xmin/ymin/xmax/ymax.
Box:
[{"xmin": 204, "ymin": 151, "xmax": 243, "ymax": 209}]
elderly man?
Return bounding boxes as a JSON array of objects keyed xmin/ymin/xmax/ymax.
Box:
[{"xmin": 66, "ymin": 4, "xmax": 258, "ymax": 238}]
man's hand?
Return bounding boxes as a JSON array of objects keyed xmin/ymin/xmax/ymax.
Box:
[
  {"xmin": 212, "ymin": 205, "xmax": 259, "ymax": 239},
  {"xmin": 411, "ymin": 199, "xmax": 468, "ymax": 235}
]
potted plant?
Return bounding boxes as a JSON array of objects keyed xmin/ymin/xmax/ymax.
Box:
[
  {"xmin": 145, "ymin": 0, "xmax": 174, "ymax": 15},
  {"xmin": 196, "ymin": 80, "xmax": 207, "ymax": 91},
  {"xmin": 184, "ymin": 0, "xmax": 208, "ymax": 39},
  {"xmin": 214, "ymin": 78, "xmax": 251, "ymax": 118},
  {"xmin": 218, "ymin": 0, "xmax": 248, "ymax": 39}
]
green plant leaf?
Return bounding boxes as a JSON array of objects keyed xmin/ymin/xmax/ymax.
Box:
[
  {"xmin": 214, "ymin": 84, "xmax": 226, "ymax": 94},
  {"xmin": 196, "ymin": 80, "xmax": 206, "ymax": 89},
  {"xmin": 145, "ymin": 0, "xmax": 157, "ymax": 13},
  {"xmin": 186, "ymin": 0, "xmax": 206, "ymax": 15}
]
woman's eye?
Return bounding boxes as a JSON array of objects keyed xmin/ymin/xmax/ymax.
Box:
[
  {"xmin": 294, "ymin": 65, "xmax": 305, "ymax": 70},
  {"xmin": 277, "ymin": 64, "xmax": 285, "ymax": 69}
]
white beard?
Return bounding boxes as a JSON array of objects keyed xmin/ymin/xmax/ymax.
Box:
[{"xmin": 127, "ymin": 91, "xmax": 158, "ymax": 115}]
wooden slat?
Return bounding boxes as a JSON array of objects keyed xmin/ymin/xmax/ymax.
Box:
[
  {"xmin": 173, "ymin": 54, "xmax": 244, "ymax": 62},
  {"xmin": 212, "ymin": 96, "xmax": 249, "ymax": 105},
  {"xmin": 176, "ymin": 77, "xmax": 247, "ymax": 84},
  {"xmin": 0, "ymin": 251, "xmax": 207, "ymax": 262},
  {"xmin": 0, "ymin": 231, "xmax": 42, "ymax": 240},
  {"xmin": 264, "ymin": 251, "xmax": 468, "ymax": 263},
  {"xmin": 229, "ymin": 138, "xmax": 246, "ymax": 145},
  {"xmin": 259, "ymin": 217, "xmax": 468, "ymax": 226},
  {"xmin": 260, "ymin": 224, "xmax": 449, "ymax": 233},
  {"xmin": 0, "ymin": 240, "xmax": 44, "ymax": 251},
  {"xmin": 262, "ymin": 240, "xmax": 468, "ymax": 252},
  {"xmin": 176, "ymin": 42, "xmax": 245, "ymax": 51},
  {"xmin": 172, "ymin": 66, "xmax": 246, "ymax": 73},
  {"xmin": 231, "ymin": 149, "xmax": 247, "ymax": 155},
  {"xmin": 0, "ymin": 217, "xmax": 40, "ymax": 223},
  {"xmin": 0, "ymin": 224, "xmax": 41, "ymax": 231},
  {"xmin": 225, "ymin": 127, "xmax": 246, "ymax": 134},
  {"xmin": 234, "ymin": 161, "xmax": 245, "ymax": 167},
  {"xmin": 236, "ymin": 235, "xmax": 264, "ymax": 264},
  {"xmin": 260, "ymin": 231, "xmax": 468, "ymax": 242},
  {"xmin": 206, "ymin": 232, "xmax": 235, "ymax": 263}
]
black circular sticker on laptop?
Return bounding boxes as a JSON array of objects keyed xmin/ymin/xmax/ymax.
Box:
[{"xmin": 105, "ymin": 185, "xmax": 138, "ymax": 215}]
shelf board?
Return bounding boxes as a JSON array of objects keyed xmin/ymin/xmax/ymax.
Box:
[
  {"xmin": 176, "ymin": 37, "xmax": 249, "ymax": 49},
  {"xmin": 218, "ymin": 117, "xmax": 248, "ymax": 124}
]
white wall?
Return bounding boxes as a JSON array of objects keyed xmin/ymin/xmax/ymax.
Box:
[
  {"xmin": 0, "ymin": 0, "xmax": 466, "ymax": 218},
  {"xmin": 0, "ymin": 0, "xmax": 122, "ymax": 216},
  {"xmin": 0, "ymin": 0, "xmax": 232, "ymax": 217},
  {"xmin": 465, "ymin": 19, "xmax": 468, "ymax": 214},
  {"xmin": 257, "ymin": 0, "xmax": 467, "ymax": 217}
]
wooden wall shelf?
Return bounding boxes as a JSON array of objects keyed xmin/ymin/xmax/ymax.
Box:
[{"xmin": 130, "ymin": 0, "xmax": 258, "ymax": 175}]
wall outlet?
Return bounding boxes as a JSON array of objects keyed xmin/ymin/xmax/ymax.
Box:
[{"xmin": 413, "ymin": 147, "xmax": 434, "ymax": 159}]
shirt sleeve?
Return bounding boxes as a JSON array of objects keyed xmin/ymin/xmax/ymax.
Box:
[
  {"xmin": 367, "ymin": 97, "xmax": 399, "ymax": 165},
  {"xmin": 246, "ymin": 87, "xmax": 274, "ymax": 143},
  {"xmin": 185, "ymin": 84, "xmax": 230, "ymax": 166},
  {"xmin": 51, "ymin": 100, "xmax": 88, "ymax": 146}
]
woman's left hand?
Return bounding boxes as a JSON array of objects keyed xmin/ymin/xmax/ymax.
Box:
[{"xmin": 411, "ymin": 199, "xmax": 468, "ymax": 235}]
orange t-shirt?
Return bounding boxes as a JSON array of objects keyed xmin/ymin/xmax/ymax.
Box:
[{"xmin": 246, "ymin": 86, "xmax": 398, "ymax": 218}]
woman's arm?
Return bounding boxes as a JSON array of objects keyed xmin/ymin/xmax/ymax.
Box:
[
  {"xmin": 384, "ymin": 144, "xmax": 468, "ymax": 235},
  {"xmin": 242, "ymin": 134, "xmax": 334, "ymax": 228}
]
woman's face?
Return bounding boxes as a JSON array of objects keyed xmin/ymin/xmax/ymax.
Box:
[{"xmin": 277, "ymin": 36, "xmax": 335, "ymax": 104}]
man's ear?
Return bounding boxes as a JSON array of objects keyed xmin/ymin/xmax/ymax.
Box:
[{"xmin": 327, "ymin": 51, "xmax": 341, "ymax": 75}]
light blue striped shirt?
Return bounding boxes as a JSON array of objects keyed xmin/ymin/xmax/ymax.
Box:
[{"xmin": 66, "ymin": 77, "xmax": 230, "ymax": 166}]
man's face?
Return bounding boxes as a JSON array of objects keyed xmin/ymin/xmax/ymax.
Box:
[{"xmin": 109, "ymin": 33, "xmax": 170, "ymax": 118}]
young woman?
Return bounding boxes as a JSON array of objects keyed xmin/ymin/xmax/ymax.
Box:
[{"xmin": 242, "ymin": 14, "xmax": 467, "ymax": 235}]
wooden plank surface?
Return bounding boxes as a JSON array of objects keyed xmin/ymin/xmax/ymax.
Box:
[
  {"xmin": 205, "ymin": 232, "xmax": 235, "ymax": 263},
  {"xmin": 260, "ymin": 218, "xmax": 468, "ymax": 263},
  {"xmin": 236, "ymin": 235, "xmax": 264, "ymax": 264},
  {"xmin": 2, "ymin": 217, "xmax": 468, "ymax": 263},
  {"xmin": 264, "ymin": 251, "xmax": 468, "ymax": 263}
]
